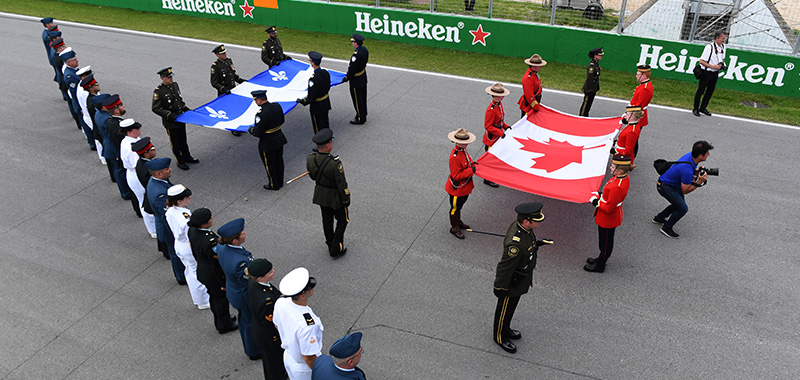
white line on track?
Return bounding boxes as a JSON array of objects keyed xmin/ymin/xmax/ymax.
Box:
[{"xmin": 6, "ymin": 11, "xmax": 798, "ymax": 131}]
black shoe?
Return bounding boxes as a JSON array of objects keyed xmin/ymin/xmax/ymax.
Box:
[
  {"xmin": 330, "ymin": 247, "xmax": 347, "ymax": 258},
  {"xmin": 699, "ymin": 109, "xmax": 712, "ymax": 116},
  {"xmin": 450, "ymin": 226, "xmax": 464, "ymax": 239},
  {"xmin": 110, "ymin": 176, "xmax": 116, "ymax": 183},
  {"xmin": 263, "ymin": 184, "xmax": 279, "ymax": 190},
  {"xmin": 660, "ymin": 226, "xmax": 679, "ymax": 238},
  {"xmin": 498, "ymin": 341, "xmax": 517, "ymax": 354},
  {"xmin": 349, "ymin": 118, "xmax": 365, "ymax": 125},
  {"xmin": 652, "ymin": 216, "xmax": 667, "ymax": 224},
  {"xmin": 458, "ymin": 221, "xmax": 470, "ymax": 230},
  {"xmin": 218, "ymin": 323, "xmax": 238, "ymax": 334},
  {"xmin": 583, "ymin": 262, "xmax": 605, "ymax": 273},
  {"xmin": 692, "ymin": 109, "xmax": 701, "ymax": 117},
  {"xmin": 231, "ymin": 131, "xmax": 242, "ymax": 137},
  {"xmin": 122, "ymin": 195, "xmax": 132, "ymax": 201},
  {"xmin": 248, "ymin": 354, "xmax": 262, "ymax": 361},
  {"xmin": 484, "ymin": 179, "xmax": 499, "ymax": 188},
  {"xmin": 508, "ymin": 329, "xmax": 522, "ymax": 340},
  {"xmin": 177, "ymin": 163, "xmax": 190, "ymax": 170},
  {"xmin": 586, "ymin": 257, "xmax": 598, "ymax": 264},
  {"xmin": 90, "ymin": 146, "xmax": 97, "ymax": 151},
  {"xmin": 177, "ymin": 280, "xmax": 187, "ymax": 286},
  {"xmin": 185, "ymin": 158, "xmax": 200, "ymax": 164}
]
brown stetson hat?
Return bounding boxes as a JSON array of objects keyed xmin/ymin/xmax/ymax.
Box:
[
  {"xmin": 485, "ymin": 83, "xmax": 510, "ymax": 97},
  {"xmin": 447, "ymin": 128, "xmax": 476, "ymax": 144},
  {"xmin": 524, "ymin": 54, "xmax": 547, "ymax": 67}
]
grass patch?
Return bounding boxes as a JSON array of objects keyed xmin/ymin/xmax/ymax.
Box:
[{"xmin": 4, "ymin": 0, "xmax": 798, "ymax": 125}]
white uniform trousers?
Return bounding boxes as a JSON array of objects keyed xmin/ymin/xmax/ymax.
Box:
[
  {"xmin": 126, "ymin": 169, "xmax": 155, "ymax": 235},
  {"xmin": 283, "ymin": 351, "xmax": 312, "ymax": 380},
  {"xmin": 174, "ymin": 239, "xmax": 210, "ymax": 306}
]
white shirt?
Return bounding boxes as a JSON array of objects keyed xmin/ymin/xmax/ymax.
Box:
[
  {"xmin": 165, "ymin": 206, "xmax": 191, "ymax": 243},
  {"xmin": 273, "ymin": 297, "xmax": 324, "ymax": 364},
  {"xmin": 120, "ymin": 135, "xmax": 141, "ymax": 171},
  {"xmin": 700, "ymin": 42, "xmax": 725, "ymax": 72},
  {"xmin": 77, "ymin": 86, "xmax": 92, "ymax": 127}
]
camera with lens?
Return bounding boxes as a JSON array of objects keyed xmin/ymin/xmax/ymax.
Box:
[
  {"xmin": 719, "ymin": 62, "xmax": 727, "ymax": 71},
  {"xmin": 698, "ymin": 166, "xmax": 719, "ymax": 176}
]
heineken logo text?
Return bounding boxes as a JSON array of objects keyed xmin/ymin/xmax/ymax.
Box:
[
  {"xmin": 355, "ymin": 12, "xmax": 461, "ymax": 43},
  {"xmin": 161, "ymin": 0, "xmax": 236, "ymax": 17}
]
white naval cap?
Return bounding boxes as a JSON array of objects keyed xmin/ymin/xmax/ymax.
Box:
[
  {"xmin": 279, "ymin": 267, "xmax": 316, "ymax": 296},
  {"xmin": 76, "ymin": 65, "xmax": 92, "ymax": 76},
  {"xmin": 167, "ymin": 184, "xmax": 188, "ymax": 197},
  {"xmin": 119, "ymin": 118, "xmax": 136, "ymax": 128}
]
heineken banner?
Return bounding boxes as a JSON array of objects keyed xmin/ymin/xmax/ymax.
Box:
[{"xmin": 61, "ymin": 0, "xmax": 800, "ymax": 98}]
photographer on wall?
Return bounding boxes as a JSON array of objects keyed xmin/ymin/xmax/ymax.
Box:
[
  {"xmin": 693, "ymin": 31, "xmax": 727, "ymax": 117},
  {"xmin": 653, "ymin": 141, "xmax": 717, "ymax": 238}
]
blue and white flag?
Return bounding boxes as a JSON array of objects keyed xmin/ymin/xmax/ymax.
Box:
[{"xmin": 176, "ymin": 59, "xmax": 345, "ymax": 132}]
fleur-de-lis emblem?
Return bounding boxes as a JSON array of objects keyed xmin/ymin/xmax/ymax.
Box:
[
  {"xmin": 205, "ymin": 106, "xmax": 229, "ymax": 119},
  {"xmin": 270, "ymin": 70, "xmax": 288, "ymax": 81}
]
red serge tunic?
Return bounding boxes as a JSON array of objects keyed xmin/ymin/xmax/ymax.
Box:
[
  {"xmin": 445, "ymin": 146, "xmax": 475, "ymax": 197},
  {"xmin": 614, "ymin": 121, "xmax": 640, "ymax": 162},
  {"xmin": 517, "ymin": 68, "xmax": 542, "ymax": 114},
  {"xmin": 630, "ymin": 80, "xmax": 654, "ymax": 127},
  {"xmin": 595, "ymin": 175, "xmax": 630, "ymax": 228},
  {"xmin": 482, "ymin": 101, "xmax": 509, "ymax": 147}
]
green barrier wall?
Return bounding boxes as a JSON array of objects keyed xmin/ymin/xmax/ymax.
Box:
[{"xmin": 62, "ymin": 0, "xmax": 800, "ymax": 98}]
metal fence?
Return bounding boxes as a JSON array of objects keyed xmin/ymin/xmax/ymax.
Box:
[{"xmin": 325, "ymin": 0, "xmax": 800, "ymax": 56}]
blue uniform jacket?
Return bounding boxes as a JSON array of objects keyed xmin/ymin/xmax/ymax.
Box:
[
  {"xmin": 63, "ymin": 66, "xmax": 80, "ymax": 114},
  {"xmin": 41, "ymin": 29, "xmax": 50, "ymax": 56},
  {"xmin": 94, "ymin": 110, "xmax": 116, "ymax": 160},
  {"xmin": 217, "ymin": 244, "xmax": 253, "ymax": 311},
  {"xmin": 146, "ymin": 177, "xmax": 173, "ymax": 243},
  {"xmin": 312, "ymin": 355, "xmax": 366, "ymax": 380}
]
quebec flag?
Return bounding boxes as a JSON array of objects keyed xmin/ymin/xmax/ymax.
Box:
[{"xmin": 176, "ymin": 59, "xmax": 345, "ymax": 132}]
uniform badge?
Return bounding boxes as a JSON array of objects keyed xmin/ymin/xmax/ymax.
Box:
[
  {"xmin": 255, "ymin": 116, "xmax": 261, "ymax": 123},
  {"xmin": 508, "ymin": 246, "xmax": 519, "ymax": 257},
  {"xmin": 351, "ymin": 56, "xmax": 356, "ymax": 62},
  {"xmin": 344, "ymin": 188, "xmax": 350, "ymax": 195},
  {"xmin": 210, "ymin": 67, "xmax": 215, "ymax": 74},
  {"xmin": 261, "ymin": 45, "xmax": 266, "ymax": 51},
  {"xmin": 182, "ymin": 212, "xmax": 190, "ymax": 219},
  {"xmin": 303, "ymin": 313, "xmax": 315, "ymax": 325},
  {"xmin": 153, "ymin": 93, "xmax": 159, "ymax": 100},
  {"xmin": 512, "ymin": 236, "xmax": 521, "ymax": 242},
  {"xmin": 308, "ymin": 80, "xmax": 314, "ymax": 87},
  {"xmin": 338, "ymin": 163, "xmax": 343, "ymax": 173}
]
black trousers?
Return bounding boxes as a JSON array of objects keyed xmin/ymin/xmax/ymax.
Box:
[
  {"xmin": 597, "ymin": 226, "xmax": 616, "ymax": 264},
  {"xmin": 349, "ymin": 85, "xmax": 368, "ymax": 122},
  {"xmin": 694, "ymin": 70, "xmax": 719, "ymax": 110},
  {"xmin": 257, "ymin": 344, "xmax": 286, "ymax": 380},
  {"xmin": 259, "ymin": 147, "xmax": 284, "ymax": 189},
  {"xmin": 112, "ymin": 158, "xmax": 132, "ymax": 200},
  {"xmin": 310, "ymin": 112, "xmax": 330, "ymax": 134},
  {"xmin": 580, "ymin": 91, "xmax": 596, "ymax": 117},
  {"xmin": 165, "ymin": 124, "xmax": 192, "ymax": 164},
  {"xmin": 464, "ymin": 0, "xmax": 475, "ymax": 10},
  {"xmin": 494, "ymin": 295, "xmax": 521, "ymax": 344},
  {"xmin": 448, "ymin": 194, "xmax": 469, "ymax": 227},
  {"xmin": 321, "ymin": 206, "xmax": 348, "ymax": 255},
  {"xmin": 206, "ymin": 286, "xmax": 235, "ymax": 332}
]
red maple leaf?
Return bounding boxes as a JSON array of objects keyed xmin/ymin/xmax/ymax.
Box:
[{"xmin": 515, "ymin": 137, "xmax": 585, "ymax": 173}]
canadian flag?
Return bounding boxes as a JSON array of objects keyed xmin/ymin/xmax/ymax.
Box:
[{"xmin": 476, "ymin": 105, "xmax": 622, "ymax": 203}]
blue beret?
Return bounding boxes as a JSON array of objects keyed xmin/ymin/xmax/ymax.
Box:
[
  {"xmin": 351, "ymin": 33, "xmax": 365, "ymax": 42},
  {"xmin": 41, "ymin": 17, "xmax": 54, "ymax": 24},
  {"xmin": 90, "ymin": 93, "xmax": 110, "ymax": 105},
  {"xmin": 60, "ymin": 49, "xmax": 76, "ymax": 60},
  {"xmin": 251, "ymin": 90, "xmax": 267, "ymax": 99},
  {"xmin": 307, "ymin": 51, "xmax": 323, "ymax": 64},
  {"xmin": 47, "ymin": 30, "xmax": 62, "ymax": 38},
  {"xmin": 145, "ymin": 157, "xmax": 171, "ymax": 171},
  {"xmin": 329, "ymin": 332, "xmax": 363, "ymax": 358},
  {"xmin": 218, "ymin": 218, "xmax": 245, "ymax": 238}
]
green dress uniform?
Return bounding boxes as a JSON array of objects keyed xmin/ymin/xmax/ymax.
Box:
[
  {"xmin": 261, "ymin": 36, "xmax": 291, "ymax": 68},
  {"xmin": 580, "ymin": 47, "xmax": 603, "ymax": 117},
  {"xmin": 211, "ymin": 57, "xmax": 245, "ymax": 96},
  {"xmin": 246, "ymin": 278, "xmax": 286, "ymax": 380},
  {"xmin": 306, "ymin": 137, "xmax": 350, "ymax": 256},
  {"xmin": 152, "ymin": 77, "xmax": 195, "ymax": 166}
]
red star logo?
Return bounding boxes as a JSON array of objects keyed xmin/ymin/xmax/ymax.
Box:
[
  {"xmin": 515, "ymin": 137, "xmax": 586, "ymax": 173},
  {"xmin": 240, "ymin": 0, "xmax": 254, "ymax": 18},
  {"xmin": 469, "ymin": 24, "xmax": 491, "ymax": 46}
]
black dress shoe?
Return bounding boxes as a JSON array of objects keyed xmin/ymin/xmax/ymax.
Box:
[
  {"xmin": 583, "ymin": 262, "xmax": 605, "ymax": 273},
  {"xmin": 90, "ymin": 146, "xmax": 97, "ymax": 151},
  {"xmin": 330, "ymin": 247, "xmax": 347, "ymax": 258},
  {"xmin": 231, "ymin": 131, "xmax": 242, "ymax": 137},
  {"xmin": 185, "ymin": 158, "xmax": 200, "ymax": 164},
  {"xmin": 218, "ymin": 323, "xmax": 238, "ymax": 334},
  {"xmin": 508, "ymin": 329, "xmax": 522, "ymax": 340},
  {"xmin": 248, "ymin": 354, "xmax": 262, "ymax": 361},
  {"xmin": 177, "ymin": 280, "xmax": 187, "ymax": 285},
  {"xmin": 450, "ymin": 226, "xmax": 465, "ymax": 239},
  {"xmin": 498, "ymin": 341, "xmax": 517, "ymax": 353},
  {"xmin": 586, "ymin": 257, "xmax": 598, "ymax": 264},
  {"xmin": 177, "ymin": 163, "xmax": 190, "ymax": 170},
  {"xmin": 692, "ymin": 109, "xmax": 701, "ymax": 117},
  {"xmin": 349, "ymin": 118, "xmax": 365, "ymax": 125},
  {"xmin": 699, "ymin": 109, "xmax": 712, "ymax": 116},
  {"xmin": 263, "ymin": 184, "xmax": 278, "ymax": 190}
]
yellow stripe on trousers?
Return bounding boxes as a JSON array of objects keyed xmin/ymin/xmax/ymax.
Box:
[
  {"xmin": 496, "ymin": 296, "xmax": 509, "ymax": 343},
  {"xmin": 450, "ymin": 196, "xmax": 459, "ymax": 215},
  {"xmin": 352, "ymin": 87, "xmax": 361, "ymax": 119},
  {"xmin": 262, "ymin": 151, "xmax": 273, "ymax": 187}
]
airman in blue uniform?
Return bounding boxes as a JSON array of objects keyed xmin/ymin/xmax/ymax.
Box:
[
  {"xmin": 312, "ymin": 332, "xmax": 367, "ymax": 380},
  {"xmin": 146, "ymin": 157, "xmax": 186, "ymax": 284}
]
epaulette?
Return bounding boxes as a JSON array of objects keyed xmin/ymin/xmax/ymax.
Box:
[
  {"xmin": 490, "ymin": 102, "xmax": 497, "ymax": 110},
  {"xmin": 332, "ymin": 155, "xmax": 340, "ymax": 161},
  {"xmin": 303, "ymin": 313, "xmax": 315, "ymax": 325}
]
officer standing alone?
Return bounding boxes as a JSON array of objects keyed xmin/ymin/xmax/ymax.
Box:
[
  {"xmin": 493, "ymin": 202, "xmax": 552, "ymax": 354},
  {"xmin": 342, "ymin": 33, "xmax": 368, "ymax": 125},
  {"xmin": 579, "ymin": 47, "xmax": 603, "ymax": 117},
  {"xmin": 152, "ymin": 67, "xmax": 198, "ymax": 170},
  {"xmin": 297, "ymin": 51, "xmax": 331, "ymax": 134},
  {"xmin": 249, "ymin": 90, "xmax": 287, "ymax": 191},
  {"xmin": 306, "ymin": 129, "xmax": 350, "ymax": 257}
]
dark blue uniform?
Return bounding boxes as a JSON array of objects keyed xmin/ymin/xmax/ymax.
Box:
[
  {"xmin": 217, "ymin": 244, "xmax": 260, "ymax": 357},
  {"xmin": 345, "ymin": 45, "xmax": 368, "ymax": 124},
  {"xmin": 312, "ymin": 355, "xmax": 366, "ymax": 380},
  {"xmin": 105, "ymin": 115, "xmax": 132, "ymax": 200},
  {"xmin": 147, "ymin": 176, "xmax": 186, "ymax": 283},
  {"xmin": 299, "ymin": 67, "xmax": 331, "ymax": 134},
  {"xmin": 63, "ymin": 65, "xmax": 83, "ymax": 130}
]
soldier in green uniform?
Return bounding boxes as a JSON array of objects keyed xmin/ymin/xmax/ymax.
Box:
[
  {"xmin": 210, "ymin": 44, "xmax": 246, "ymax": 136},
  {"xmin": 493, "ymin": 202, "xmax": 552, "ymax": 354},
  {"xmin": 579, "ymin": 47, "xmax": 603, "ymax": 117},
  {"xmin": 152, "ymin": 67, "xmax": 197, "ymax": 170},
  {"xmin": 306, "ymin": 129, "xmax": 350, "ymax": 258},
  {"xmin": 261, "ymin": 26, "xmax": 292, "ymax": 68}
]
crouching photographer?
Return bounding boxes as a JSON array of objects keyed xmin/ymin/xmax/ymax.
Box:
[{"xmin": 653, "ymin": 140, "xmax": 716, "ymax": 238}]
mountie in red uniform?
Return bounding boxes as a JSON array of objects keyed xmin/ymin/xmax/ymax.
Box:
[
  {"xmin": 630, "ymin": 80, "xmax": 653, "ymax": 127},
  {"xmin": 445, "ymin": 136, "xmax": 475, "ymax": 239},
  {"xmin": 518, "ymin": 67, "xmax": 542, "ymax": 115},
  {"xmin": 483, "ymin": 100, "xmax": 509, "ymax": 147}
]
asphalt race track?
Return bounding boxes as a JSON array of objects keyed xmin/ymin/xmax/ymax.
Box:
[{"xmin": 1, "ymin": 13, "xmax": 799, "ymax": 380}]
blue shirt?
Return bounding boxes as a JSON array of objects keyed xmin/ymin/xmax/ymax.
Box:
[{"xmin": 658, "ymin": 152, "xmax": 696, "ymax": 187}]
